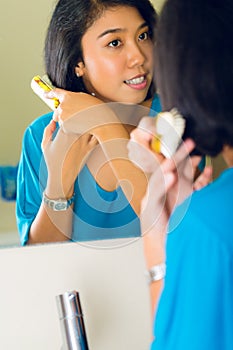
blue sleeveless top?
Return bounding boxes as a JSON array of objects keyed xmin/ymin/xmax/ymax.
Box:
[{"xmin": 16, "ymin": 95, "xmax": 161, "ymax": 245}]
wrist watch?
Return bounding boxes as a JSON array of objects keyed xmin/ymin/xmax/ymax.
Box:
[
  {"xmin": 146, "ymin": 263, "xmax": 166, "ymax": 284},
  {"xmin": 43, "ymin": 192, "xmax": 75, "ymax": 211}
]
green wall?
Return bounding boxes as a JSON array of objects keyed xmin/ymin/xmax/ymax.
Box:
[{"xmin": 0, "ymin": 1, "xmax": 56, "ymax": 165}]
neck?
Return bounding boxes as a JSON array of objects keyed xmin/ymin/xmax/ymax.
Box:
[{"xmin": 140, "ymin": 98, "xmax": 152, "ymax": 109}]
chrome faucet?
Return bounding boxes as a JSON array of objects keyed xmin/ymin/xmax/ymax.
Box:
[{"xmin": 56, "ymin": 291, "xmax": 89, "ymax": 350}]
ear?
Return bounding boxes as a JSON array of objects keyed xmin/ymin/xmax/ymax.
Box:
[{"xmin": 75, "ymin": 61, "xmax": 85, "ymax": 77}]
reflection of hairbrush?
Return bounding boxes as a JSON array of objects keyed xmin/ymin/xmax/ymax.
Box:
[
  {"xmin": 31, "ymin": 75, "xmax": 59, "ymax": 110},
  {"xmin": 151, "ymin": 108, "xmax": 186, "ymax": 158}
]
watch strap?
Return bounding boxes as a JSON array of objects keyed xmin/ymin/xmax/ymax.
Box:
[
  {"xmin": 146, "ymin": 263, "xmax": 166, "ymax": 284},
  {"xmin": 43, "ymin": 192, "xmax": 75, "ymax": 211}
]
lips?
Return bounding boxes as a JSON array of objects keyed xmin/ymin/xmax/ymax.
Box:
[
  {"xmin": 124, "ymin": 74, "xmax": 148, "ymax": 90},
  {"xmin": 124, "ymin": 75, "xmax": 146, "ymax": 85}
]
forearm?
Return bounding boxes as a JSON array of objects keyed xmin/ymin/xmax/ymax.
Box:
[
  {"xmin": 28, "ymin": 203, "xmax": 72, "ymax": 244},
  {"xmin": 27, "ymin": 178, "xmax": 75, "ymax": 244},
  {"xmin": 143, "ymin": 228, "xmax": 166, "ymax": 316},
  {"xmin": 93, "ymin": 124, "xmax": 148, "ymax": 215}
]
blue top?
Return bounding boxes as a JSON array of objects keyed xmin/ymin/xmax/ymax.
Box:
[
  {"xmin": 151, "ymin": 167, "xmax": 233, "ymax": 350},
  {"xmin": 16, "ymin": 95, "xmax": 161, "ymax": 245}
]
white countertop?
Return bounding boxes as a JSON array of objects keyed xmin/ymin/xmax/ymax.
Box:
[{"xmin": 0, "ymin": 239, "xmax": 151, "ymax": 349}]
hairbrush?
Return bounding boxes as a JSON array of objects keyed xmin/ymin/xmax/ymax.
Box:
[
  {"xmin": 150, "ymin": 108, "xmax": 186, "ymax": 158},
  {"xmin": 31, "ymin": 75, "xmax": 59, "ymax": 110}
]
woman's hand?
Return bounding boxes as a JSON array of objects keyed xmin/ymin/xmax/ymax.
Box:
[
  {"xmin": 46, "ymin": 88, "xmax": 103, "ymax": 122},
  {"xmin": 46, "ymin": 88, "xmax": 125, "ymax": 138},
  {"xmin": 128, "ymin": 117, "xmax": 212, "ymax": 190},
  {"xmin": 127, "ymin": 116, "xmax": 202, "ymax": 233},
  {"xmin": 42, "ymin": 119, "xmax": 98, "ymax": 198},
  {"xmin": 127, "ymin": 117, "xmax": 164, "ymax": 173},
  {"xmin": 140, "ymin": 139, "xmax": 196, "ymax": 236},
  {"xmin": 128, "ymin": 120, "xmax": 196, "ymax": 234},
  {"xmin": 193, "ymin": 161, "xmax": 213, "ymax": 190}
]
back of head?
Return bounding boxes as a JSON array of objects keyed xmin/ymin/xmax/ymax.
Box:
[
  {"xmin": 156, "ymin": 0, "xmax": 233, "ymax": 156},
  {"xmin": 44, "ymin": 0, "xmax": 156, "ymax": 94}
]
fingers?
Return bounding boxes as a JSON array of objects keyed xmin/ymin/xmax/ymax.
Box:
[
  {"xmin": 130, "ymin": 127, "xmax": 152, "ymax": 148},
  {"xmin": 161, "ymin": 139, "xmax": 195, "ymax": 173},
  {"xmin": 52, "ymin": 107, "xmax": 60, "ymax": 122},
  {"xmin": 130, "ymin": 117, "xmax": 156, "ymax": 146},
  {"xmin": 127, "ymin": 137, "xmax": 162, "ymax": 173},
  {"xmin": 128, "ymin": 117, "xmax": 164, "ymax": 173},
  {"xmin": 41, "ymin": 120, "xmax": 57, "ymax": 151},
  {"xmin": 49, "ymin": 91, "xmax": 107, "ymax": 128},
  {"xmin": 193, "ymin": 165, "xmax": 213, "ymax": 190},
  {"xmin": 146, "ymin": 167, "xmax": 176, "ymax": 203},
  {"xmin": 45, "ymin": 87, "xmax": 65, "ymax": 101},
  {"xmin": 172, "ymin": 139, "xmax": 195, "ymax": 165},
  {"xmin": 45, "ymin": 126, "xmax": 99, "ymax": 157},
  {"xmin": 43, "ymin": 88, "xmax": 65, "ymax": 122},
  {"xmin": 140, "ymin": 164, "xmax": 176, "ymax": 234},
  {"xmin": 140, "ymin": 139, "xmax": 197, "ymax": 236},
  {"xmin": 137, "ymin": 116, "xmax": 157, "ymax": 135}
]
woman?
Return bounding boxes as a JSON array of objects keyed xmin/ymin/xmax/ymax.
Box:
[
  {"xmin": 128, "ymin": 0, "xmax": 233, "ymax": 348},
  {"xmin": 16, "ymin": 0, "xmax": 160, "ymax": 245}
]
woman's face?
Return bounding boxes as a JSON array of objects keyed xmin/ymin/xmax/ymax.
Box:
[{"xmin": 78, "ymin": 6, "xmax": 154, "ymax": 104}]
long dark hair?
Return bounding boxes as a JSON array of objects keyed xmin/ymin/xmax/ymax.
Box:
[
  {"xmin": 44, "ymin": 0, "xmax": 157, "ymax": 97},
  {"xmin": 156, "ymin": 0, "xmax": 233, "ymax": 156}
]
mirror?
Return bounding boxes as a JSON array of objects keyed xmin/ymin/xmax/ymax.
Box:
[
  {"xmin": 0, "ymin": 0, "xmax": 163, "ymax": 248},
  {"xmin": 0, "ymin": 0, "xmax": 227, "ymax": 248}
]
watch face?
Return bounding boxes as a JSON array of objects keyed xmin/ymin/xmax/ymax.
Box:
[
  {"xmin": 43, "ymin": 192, "xmax": 74, "ymax": 211},
  {"xmin": 54, "ymin": 202, "xmax": 67, "ymax": 211}
]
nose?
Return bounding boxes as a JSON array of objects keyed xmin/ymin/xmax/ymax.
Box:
[{"xmin": 127, "ymin": 42, "xmax": 146, "ymax": 68}]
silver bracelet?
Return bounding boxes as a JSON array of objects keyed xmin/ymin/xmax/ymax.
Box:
[{"xmin": 146, "ymin": 263, "xmax": 166, "ymax": 284}]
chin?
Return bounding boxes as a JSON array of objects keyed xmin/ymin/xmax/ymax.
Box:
[
  {"xmin": 103, "ymin": 91, "xmax": 147, "ymax": 105},
  {"xmin": 118, "ymin": 93, "xmax": 147, "ymax": 105}
]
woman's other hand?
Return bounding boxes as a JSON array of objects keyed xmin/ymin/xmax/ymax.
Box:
[
  {"xmin": 140, "ymin": 139, "xmax": 196, "ymax": 236},
  {"xmin": 193, "ymin": 160, "xmax": 213, "ymax": 191},
  {"xmin": 127, "ymin": 117, "xmax": 164, "ymax": 173},
  {"xmin": 42, "ymin": 119, "xmax": 98, "ymax": 198}
]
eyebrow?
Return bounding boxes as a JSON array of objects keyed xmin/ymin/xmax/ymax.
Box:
[{"xmin": 97, "ymin": 22, "xmax": 148, "ymax": 39}]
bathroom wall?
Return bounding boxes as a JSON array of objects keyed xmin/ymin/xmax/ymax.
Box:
[
  {"xmin": 0, "ymin": 1, "xmax": 56, "ymax": 242},
  {"xmin": 151, "ymin": 0, "xmax": 165, "ymax": 12},
  {"xmin": 0, "ymin": 0, "xmax": 56, "ymax": 165}
]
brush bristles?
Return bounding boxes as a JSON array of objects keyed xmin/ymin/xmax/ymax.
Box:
[{"xmin": 151, "ymin": 108, "xmax": 186, "ymax": 158}]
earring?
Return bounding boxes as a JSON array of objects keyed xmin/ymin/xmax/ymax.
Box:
[
  {"xmin": 91, "ymin": 92, "xmax": 96, "ymax": 96},
  {"xmin": 76, "ymin": 72, "xmax": 80, "ymax": 78}
]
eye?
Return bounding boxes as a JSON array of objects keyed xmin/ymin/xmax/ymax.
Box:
[
  {"xmin": 108, "ymin": 39, "xmax": 121, "ymax": 48},
  {"xmin": 138, "ymin": 31, "xmax": 149, "ymax": 41}
]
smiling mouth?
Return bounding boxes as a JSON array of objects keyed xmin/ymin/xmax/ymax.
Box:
[{"xmin": 124, "ymin": 76, "xmax": 146, "ymax": 85}]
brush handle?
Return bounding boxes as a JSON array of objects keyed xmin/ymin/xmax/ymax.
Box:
[{"xmin": 31, "ymin": 75, "xmax": 59, "ymax": 110}]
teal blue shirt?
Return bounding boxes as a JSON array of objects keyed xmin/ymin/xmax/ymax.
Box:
[
  {"xmin": 16, "ymin": 95, "xmax": 161, "ymax": 245},
  {"xmin": 152, "ymin": 168, "xmax": 233, "ymax": 350}
]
